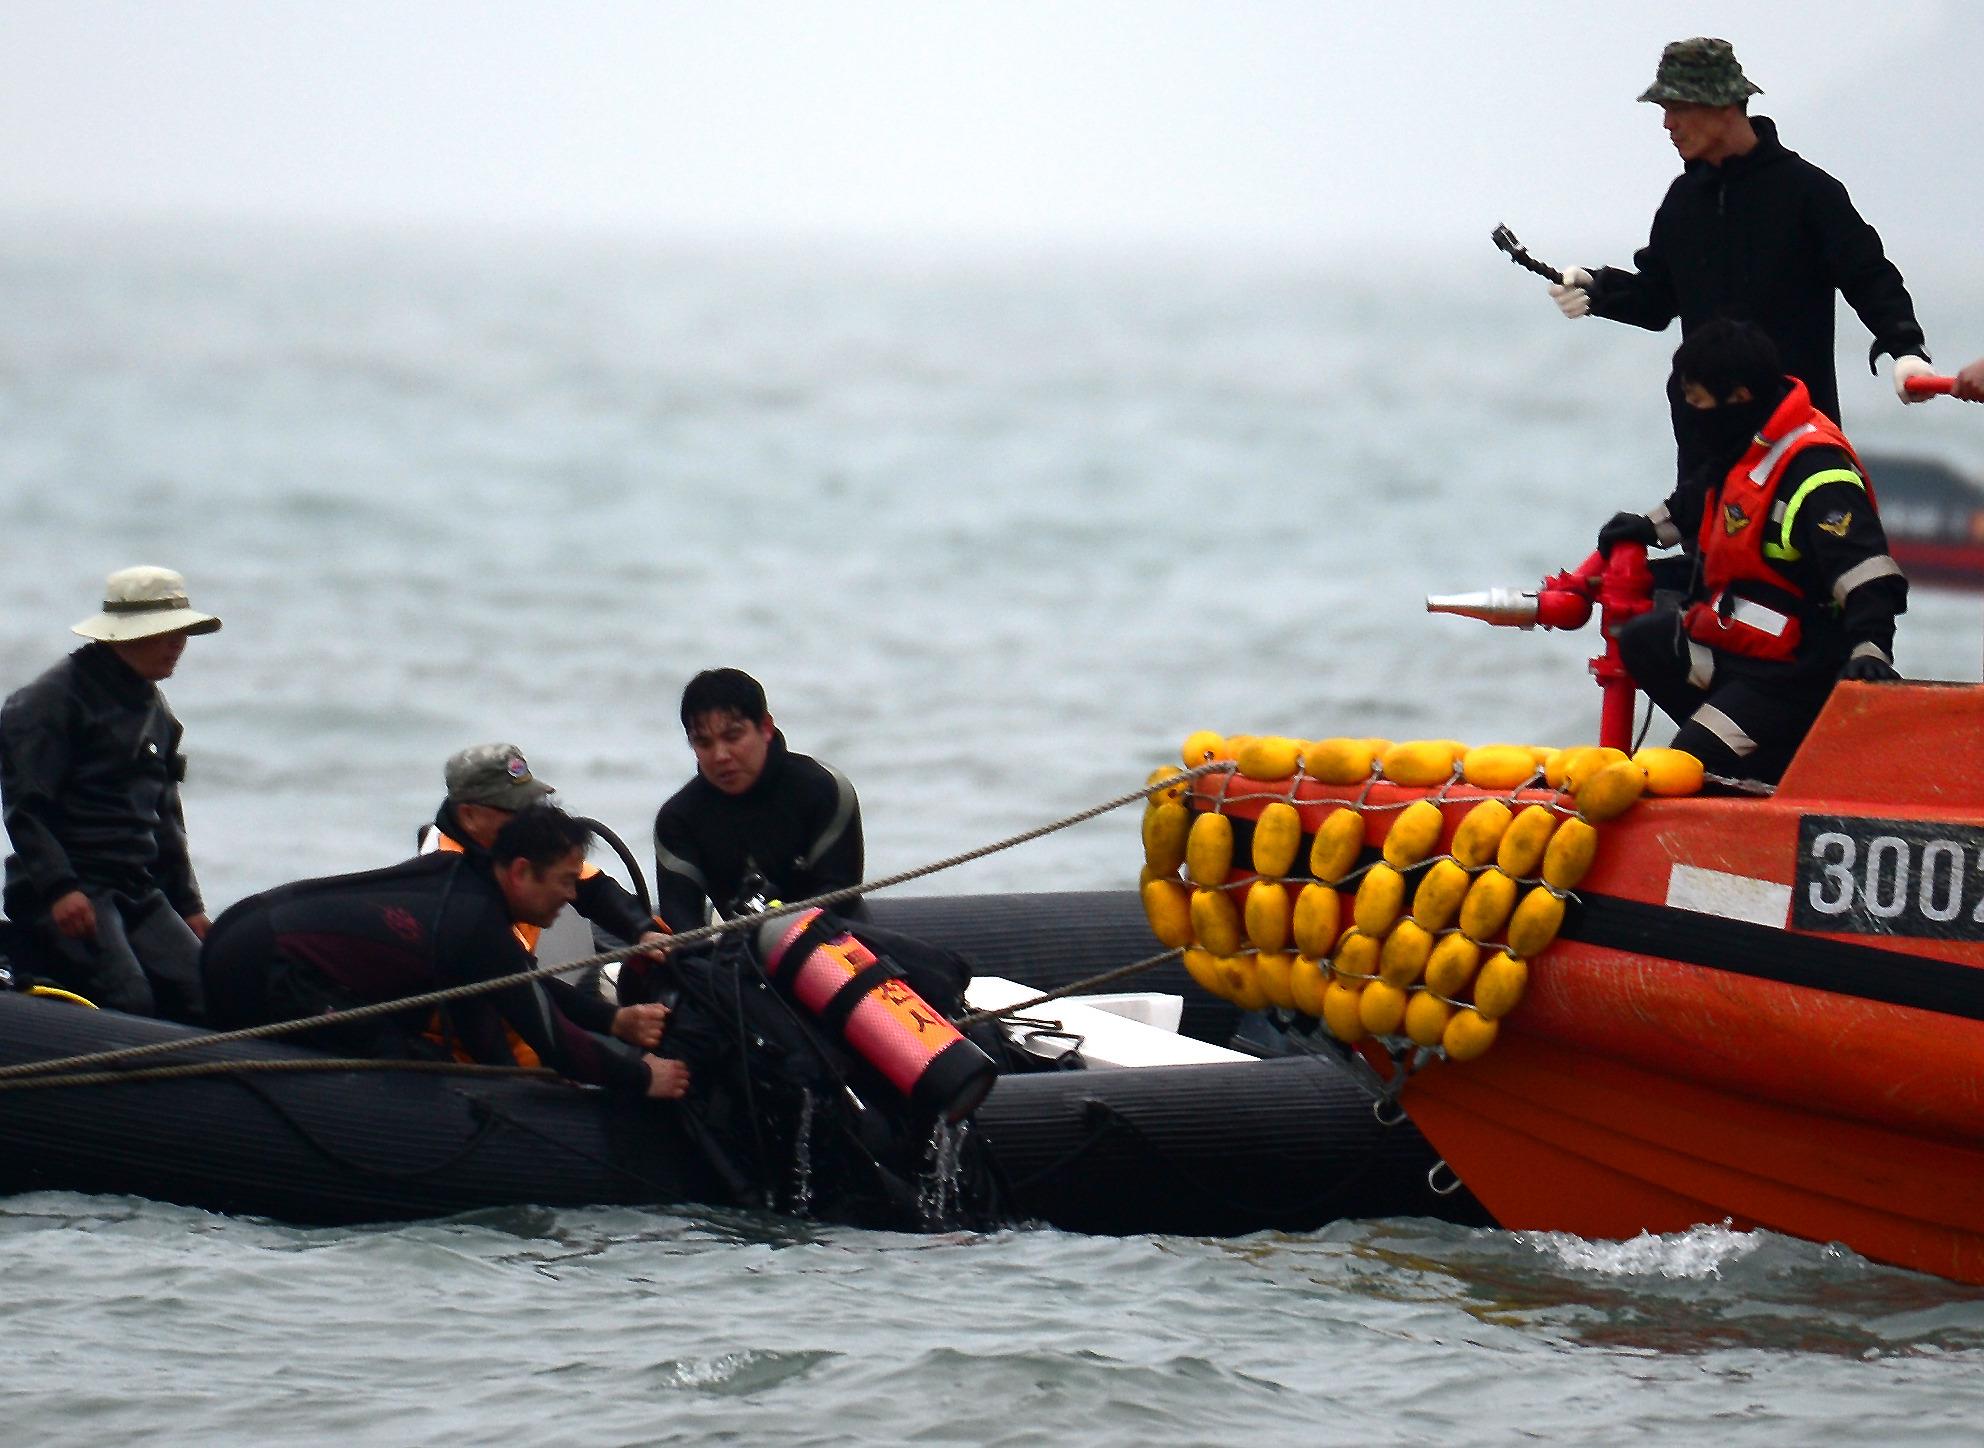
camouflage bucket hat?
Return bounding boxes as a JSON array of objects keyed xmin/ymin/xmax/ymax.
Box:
[{"xmin": 1637, "ymin": 37, "xmax": 1762, "ymax": 107}]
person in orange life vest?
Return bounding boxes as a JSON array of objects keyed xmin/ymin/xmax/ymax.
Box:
[
  {"xmin": 202, "ymin": 804, "xmax": 689, "ymax": 1098},
  {"xmin": 1597, "ymin": 319, "xmax": 1908, "ymax": 784},
  {"xmin": 418, "ymin": 742, "xmax": 673, "ymax": 1053}
]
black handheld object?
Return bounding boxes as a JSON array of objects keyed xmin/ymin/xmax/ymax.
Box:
[{"xmin": 1491, "ymin": 224, "xmax": 1564, "ymax": 284}]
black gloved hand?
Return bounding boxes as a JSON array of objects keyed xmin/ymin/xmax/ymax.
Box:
[
  {"xmin": 1597, "ymin": 511, "xmax": 1658, "ymax": 555},
  {"xmin": 1839, "ymin": 654, "xmax": 1901, "ymax": 684}
]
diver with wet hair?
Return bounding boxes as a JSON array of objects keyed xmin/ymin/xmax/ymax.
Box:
[{"xmin": 649, "ymin": 669, "xmax": 865, "ymax": 932}]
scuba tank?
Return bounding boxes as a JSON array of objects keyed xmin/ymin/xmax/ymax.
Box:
[{"xmin": 755, "ymin": 907, "xmax": 997, "ymax": 1124}]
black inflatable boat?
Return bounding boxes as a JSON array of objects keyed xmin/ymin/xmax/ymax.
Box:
[{"xmin": 0, "ymin": 892, "xmax": 1485, "ymax": 1235}]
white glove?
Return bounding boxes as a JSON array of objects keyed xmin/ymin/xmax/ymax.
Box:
[
  {"xmin": 1548, "ymin": 267, "xmax": 1592, "ymax": 320},
  {"xmin": 1893, "ymin": 354, "xmax": 1936, "ymax": 403}
]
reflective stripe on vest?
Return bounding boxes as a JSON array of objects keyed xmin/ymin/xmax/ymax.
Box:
[{"xmin": 1764, "ymin": 467, "xmax": 1867, "ymax": 564}]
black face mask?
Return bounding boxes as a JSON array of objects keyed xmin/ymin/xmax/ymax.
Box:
[{"xmin": 1673, "ymin": 380, "xmax": 1778, "ymax": 471}]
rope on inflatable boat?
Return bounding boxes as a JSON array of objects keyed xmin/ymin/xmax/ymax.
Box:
[
  {"xmin": 0, "ymin": 762, "xmax": 1235, "ymax": 1083},
  {"xmin": 0, "ymin": 1057, "xmax": 559, "ymax": 1092},
  {"xmin": 951, "ymin": 947, "xmax": 1184, "ymax": 1029}
]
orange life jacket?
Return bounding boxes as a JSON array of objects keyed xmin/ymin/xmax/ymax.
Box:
[{"xmin": 1684, "ymin": 378, "xmax": 1874, "ymax": 663}]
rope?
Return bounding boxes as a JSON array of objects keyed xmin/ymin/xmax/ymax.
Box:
[
  {"xmin": 952, "ymin": 948, "xmax": 1184, "ymax": 1029},
  {"xmin": 0, "ymin": 762, "xmax": 1231, "ymax": 1082},
  {"xmin": 0, "ymin": 1057, "xmax": 559, "ymax": 1092}
]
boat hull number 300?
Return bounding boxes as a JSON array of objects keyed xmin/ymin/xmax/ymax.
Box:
[{"xmin": 1794, "ymin": 814, "xmax": 1984, "ymax": 941}]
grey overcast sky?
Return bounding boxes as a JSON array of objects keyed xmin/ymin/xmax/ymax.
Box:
[{"xmin": 0, "ymin": 1, "xmax": 1974, "ymax": 260}]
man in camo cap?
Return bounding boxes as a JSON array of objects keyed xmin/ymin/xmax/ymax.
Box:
[{"xmin": 1544, "ymin": 37, "xmax": 1933, "ymax": 484}]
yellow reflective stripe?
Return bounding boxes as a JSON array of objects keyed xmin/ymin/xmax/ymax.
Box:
[{"xmin": 1766, "ymin": 467, "xmax": 1866, "ymax": 562}]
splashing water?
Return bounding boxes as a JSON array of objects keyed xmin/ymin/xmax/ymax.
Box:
[
  {"xmin": 1519, "ymin": 1219, "xmax": 1764, "ymax": 1279},
  {"xmin": 789, "ymin": 1089, "xmax": 816, "ymax": 1219},
  {"xmin": 917, "ymin": 1119, "xmax": 968, "ymax": 1228}
]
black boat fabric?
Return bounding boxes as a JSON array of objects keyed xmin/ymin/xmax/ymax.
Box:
[
  {"xmin": 0, "ymin": 892, "xmax": 1481, "ymax": 1234},
  {"xmin": 0, "ymin": 992, "xmax": 716, "ymax": 1225},
  {"xmin": 975, "ymin": 1052, "xmax": 1491, "ymax": 1236}
]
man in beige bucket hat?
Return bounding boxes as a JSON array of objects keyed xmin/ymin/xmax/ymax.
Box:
[{"xmin": 0, "ymin": 566, "xmax": 221, "ymax": 1019}]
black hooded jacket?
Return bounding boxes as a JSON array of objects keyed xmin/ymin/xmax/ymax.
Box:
[
  {"xmin": 1590, "ymin": 116, "xmax": 1927, "ymax": 428},
  {"xmin": 653, "ymin": 731, "xmax": 863, "ymax": 927},
  {"xmin": 0, "ymin": 644, "xmax": 203, "ymax": 919}
]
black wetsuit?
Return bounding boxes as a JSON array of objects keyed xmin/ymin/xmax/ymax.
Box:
[
  {"xmin": 0, "ymin": 643, "xmax": 206, "ymax": 1018},
  {"xmin": 201, "ymin": 852, "xmax": 650, "ymax": 1092},
  {"xmin": 652, "ymin": 732, "xmax": 863, "ymax": 927}
]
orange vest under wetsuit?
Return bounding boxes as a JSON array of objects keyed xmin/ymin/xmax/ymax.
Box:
[{"xmin": 417, "ymin": 824, "xmax": 664, "ymax": 1068}]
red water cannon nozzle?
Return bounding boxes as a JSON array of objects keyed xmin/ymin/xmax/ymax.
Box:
[{"xmin": 1427, "ymin": 544, "xmax": 1656, "ymax": 751}]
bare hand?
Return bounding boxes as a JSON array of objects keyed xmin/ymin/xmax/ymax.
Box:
[
  {"xmin": 643, "ymin": 1055, "xmax": 690, "ymax": 1100},
  {"xmin": 184, "ymin": 912, "xmax": 211, "ymax": 941},
  {"xmin": 50, "ymin": 891, "xmax": 96, "ymax": 940},
  {"xmin": 633, "ymin": 929, "xmax": 670, "ymax": 962},
  {"xmin": 1955, "ymin": 359, "xmax": 1984, "ymax": 403},
  {"xmin": 612, "ymin": 1002, "xmax": 670, "ymax": 1049}
]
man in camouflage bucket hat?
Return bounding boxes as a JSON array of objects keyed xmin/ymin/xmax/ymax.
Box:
[{"xmin": 1544, "ymin": 37, "xmax": 1934, "ymax": 483}]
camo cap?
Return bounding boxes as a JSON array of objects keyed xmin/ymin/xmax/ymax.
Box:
[
  {"xmin": 444, "ymin": 743, "xmax": 555, "ymax": 811},
  {"xmin": 1637, "ymin": 37, "xmax": 1762, "ymax": 107}
]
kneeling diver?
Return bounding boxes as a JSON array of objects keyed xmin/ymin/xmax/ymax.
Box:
[{"xmin": 202, "ymin": 803, "xmax": 688, "ymax": 1099}]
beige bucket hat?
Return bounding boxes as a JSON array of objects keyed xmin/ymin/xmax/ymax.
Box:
[{"xmin": 71, "ymin": 566, "xmax": 223, "ymax": 643}]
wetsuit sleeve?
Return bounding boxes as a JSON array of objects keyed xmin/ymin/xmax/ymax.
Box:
[
  {"xmin": 574, "ymin": 867, "xmax": 655, "ymax": 944},
  {"xmin": 439, "ymin": 892, "xmax": 649, "ymax": 1093},
  {"xmin": 781, "ymin": 757, "xmax": 861, "ymax": 912},
  {"xmin": 544, "ymin": 976, "xmax": 618, "ymax": 1033},
  {"xmin": 1588, "ymin": 186, "xmax": 1682, "ymax": 332},
  {"xmin": 792, "ymin": 764, "xmax": 864, "ymax": 914},
  {"xmin": 154, "ymin": 709, "xmax": 204, "ymax": 917},
  {"xmin": 1785, "ymin": 469, "xmax": 1908, "ymax": 660},
  {"xmin": 1807, "ymin": 171, "xmax": 1927, "ymax": 364},
  {"xmin": 653, "ymin": 804, "xmax": 713, "ymax": 932},
  {"xmin": 0, "ymin": 675, "xmax": 82, "ymax": 904}
]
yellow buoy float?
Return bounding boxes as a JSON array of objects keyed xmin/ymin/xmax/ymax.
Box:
[
  {"xmin": 1302, "ymin": 737, "xmax": 1376, "ymax": 785},
  {"xmin": 1185, "ymin": 811, "xmax": 1234, "ymax": 888},
  {"xmin": 1309, "ymin": 807, "xmax": 1365, "ymax": 883},
  {"xmin": 1244, "ymin": 879, "xmax": 1293, "ymax": 952},
  {"xmin": 1382, "ymin": 798, "xmax": 1445, "ymax": 869},
  {"xmin": 1251, "ymin": 800, "xmax": 1303, "ymax": 877}
]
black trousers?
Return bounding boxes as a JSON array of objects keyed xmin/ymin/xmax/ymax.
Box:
[
  {"xmin": 31, "ymin": 886, "xmax": 205, "ymax": 1021},
  {"xmin": 1613, "ymin": 607, "xmax": 1834, "ymax": 785}
]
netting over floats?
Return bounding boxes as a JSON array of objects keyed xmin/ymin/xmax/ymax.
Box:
[{"xmin": 1137, "ymin": 734, "xmax": 1706, "ymax": 1062}]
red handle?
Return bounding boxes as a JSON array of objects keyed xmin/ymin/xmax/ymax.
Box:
[{"xmin": 1905, "ymin": 374, "xmax": 1956, "ymax": 398}]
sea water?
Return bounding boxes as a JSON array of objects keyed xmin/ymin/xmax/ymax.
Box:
[{"xmin": 2, "ymin": 223, "xmax": 1983, "ymax": 1445}]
